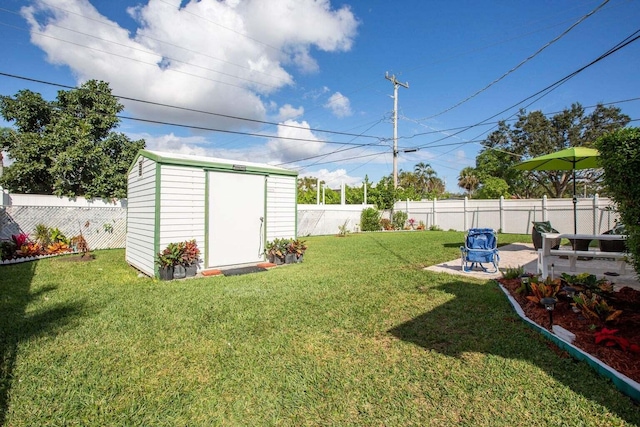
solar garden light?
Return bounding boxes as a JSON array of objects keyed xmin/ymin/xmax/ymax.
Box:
[
  {"xmin": 540, "ymin": 297, "xmax": 557, "ymax": 329},
  {"xmin": 562, "ymin": 286, "xmax": 580, "ymax": 313},
  {"xmin": 520, "ymin": 274, "xmax": 530, "ymax": 286},
  {"xmin": 562, "ymin": 286, "xmax": 576, "ymax": 299}
]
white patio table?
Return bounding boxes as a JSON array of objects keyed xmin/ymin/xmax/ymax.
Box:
[{"xmin": 538, "ymin": 232, "xmax": 627, "ymax": 279}]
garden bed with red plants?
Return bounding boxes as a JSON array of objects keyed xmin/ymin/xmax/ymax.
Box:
[
  {"xmin": 1, "ymin": 230, "xmax": 89, "ymax": 264},
  {"xmin": 498, "ymin": 275, "xmax": 640, "ymax": 384}
]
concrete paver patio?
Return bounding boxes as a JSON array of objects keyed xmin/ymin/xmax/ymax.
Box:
[{"xmin": 425, "ymin": 242, "xmax": 640, "ymax": 291}]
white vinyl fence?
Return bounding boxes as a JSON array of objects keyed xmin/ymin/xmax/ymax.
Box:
[
  {"xmin": 299, "ymin": 195, "xmax": 620, "ymax": 236},
  {"xmin": 1, "ymin": 190, "xmax": 622, "ymax": 248}
]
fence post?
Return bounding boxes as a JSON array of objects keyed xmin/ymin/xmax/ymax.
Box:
[
  {"xmin": 542, "ymin": 195, "xmax": 548, "ymax": 221},
  {"xmin": 499, "ymin": 196, "xmax": 505, "ymax": 233},
  {"xmin": 593, "ymin": 193, "xmax": 599, "ymax": 234},
  {"xmin": 363, "ymin": 183, "xmax": 367, "ymax": 205},
  {"xmin": 432, "ymin": 197, "xmax": 437, "ymax": 229},
  {"xmin": 463, "ymin": 197, "xmax": 468, "ymax": 231}
]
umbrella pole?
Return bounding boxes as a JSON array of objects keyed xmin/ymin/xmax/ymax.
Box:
[{"xmin": 573, "ymin": 169, "xmax": 577, "ymax": 235}]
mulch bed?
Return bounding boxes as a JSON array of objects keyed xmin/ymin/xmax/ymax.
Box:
[{"xmin": 497, "ymin": 278, "xmax": 640, "ymax": 383}]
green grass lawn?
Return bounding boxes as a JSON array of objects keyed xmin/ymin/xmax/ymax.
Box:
[{"xmin": 1, "ymin": 231, "xmax": 639, "ymax": 426}]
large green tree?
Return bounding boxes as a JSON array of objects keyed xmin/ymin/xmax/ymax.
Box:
[
  {"xmin": 479, "ymin": 103, "xmax": 629, "ymax": 198},
  {"xmin": 0, "ymin": 80, "xmax": 145, "ymax": 199}
]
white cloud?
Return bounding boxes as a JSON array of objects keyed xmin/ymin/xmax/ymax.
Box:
[
  {"xmin": 22, "ymin": 0, "xmax": 358, "ymax": 131},
  {"xmin": 276, "ymin": 104, "xmax": 304, "ymax": 121},
  {"xmin": 301, "ymin": 169, "xmax": 362, "ymax": 188},
  {"xmin": 130, "ymin": 131, "xmax": 275, "ymax": 163},
  {"xmin": 266, "ymin": 119, "xmax": 324, "ymax": 163},
  {"xmin": 324, "ymin": 92, "xmax": 352, "ymax": 118}
]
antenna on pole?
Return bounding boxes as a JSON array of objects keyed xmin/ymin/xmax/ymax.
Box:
[{"xmin": 385, "ymin": 72, "xmax": 409, "ymax": 189}]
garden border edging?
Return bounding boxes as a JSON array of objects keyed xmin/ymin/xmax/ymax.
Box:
[
  {"xmin": 0, "ymin": 251, "xmax": 84, "ymax": 265},
  {"xmin": 496, "ymin": 282, "xmax": 640, "ymax": 402}
]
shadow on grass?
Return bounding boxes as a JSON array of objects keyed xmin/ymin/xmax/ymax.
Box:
[
  {"xmin": 388, "ymin": 279, "xmax": 640, "ymax": 425},
  {"xmin": 0, "ymin": 261, "xmax": 84, "ymax": 426}
]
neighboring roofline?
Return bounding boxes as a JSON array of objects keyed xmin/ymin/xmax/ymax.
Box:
[{"xmin": 128, "ymin": 149, "xmax": 298, "ymax": 177}]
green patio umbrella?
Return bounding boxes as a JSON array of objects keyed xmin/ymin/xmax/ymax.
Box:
[{"xmin": 514, "ymin": 147, "xmax": 600, "ymax": 234}]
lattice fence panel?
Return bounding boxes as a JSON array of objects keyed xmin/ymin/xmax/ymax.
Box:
[{"xmin": 0, "ymin": 206, "xmax": 126, "ymax": 250}]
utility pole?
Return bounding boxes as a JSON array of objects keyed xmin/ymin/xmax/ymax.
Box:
[{"xmin": 385, "ymin": 72, "xmax": 408, "ymax": 189}]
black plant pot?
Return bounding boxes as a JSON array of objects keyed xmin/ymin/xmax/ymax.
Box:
[
  {"xmin": 173, "ymin": 264, "xmax": 186, "ymax": 279},
  {"xmin": 159, "ymin": 266, "xmax": 174, "ymax": 281},
  {"xmin": 185, "ymin": 263, "xmax": 198, "ymax": 277},
  {"xmin": 285, "ymin": 253, "xmax": 296, "ymax": 264}
]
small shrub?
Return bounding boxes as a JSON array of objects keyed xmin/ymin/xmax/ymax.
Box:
[
  {"xmin": 0, "ymin": 241, "xmax": 17, "ymax": 260},
  {"xmin": 338, "ymin": 220, "xmax": 350, "ymax": 236},
  {"xmin": 360, "ymin": 207, "xmax": 381, "ymax": 232},
  {"xmin": 34, "ymin": 223, "xmax": 51, "ymax": 247},
  {"xmin": 70, "ymin": 235, "xmax": 89, "ymax": 254},
  {"xmin": 392, "ymin": 211, "xmax": 408, "ymax": 230},
  {"xmin": 502, "ymin": 266, "xmax": 525, "ymax": 280},
  {"xmin": 50, "ymin": 228, "xmax": 69, "ymax": 244},
  {"xmin": 522, "ymin": 278, "xmax": 561, "ymax": 304},
  {"xmin": 560, "ymin": 273, "xmax": 613, "ymax": 297},
  {"xmin": 429, "ymin": 225, "xmax": 442, "ymax": 231},
  {"xmin": 380, "ymin": 218, "xmax": 393, "ymax": 230},
  {"xmin": 573, "ymin": 293, "xmax": 622, "ymax": 323}
]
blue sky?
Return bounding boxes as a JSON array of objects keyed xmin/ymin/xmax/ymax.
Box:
[{"xmin": 1, "ymin": 0, "xmax": 639, "ymax": 193}]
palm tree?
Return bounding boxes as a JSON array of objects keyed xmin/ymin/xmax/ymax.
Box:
[
  {"xmin": 458, "ymin": 167, "xmax": 479, "ymax": 196},
  {"xmin": 414, "ymin": 162, "xmax": 436, "ymax": 195}
]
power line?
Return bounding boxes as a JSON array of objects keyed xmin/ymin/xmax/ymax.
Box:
[
  {"xmin": 409, "ymin": 27, "xmax": 640, "ymax": 151},
  {"xmin": 398, "ymin": 97, "xmax": 640, "ymax": 145},
  {"xmin": 419, "ymin": 0, "xmax": 610, "ymax": 120},
  {"xmin": 0, "ymin": 71, "xmax": 385, "ymax": 140}
]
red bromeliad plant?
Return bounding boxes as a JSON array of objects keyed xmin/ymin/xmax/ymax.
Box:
[
  {"xmin": 11, "ymin": 233, "xmax": 30, "ymax": 247},
  {"xmin": 594, "ymin": 328, "xmax": 640, "ymax": 353}
]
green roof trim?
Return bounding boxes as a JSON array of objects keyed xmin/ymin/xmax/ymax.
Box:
[{"xmin": 131, "ymin": 149, "xmax": 298, "ymax": 177}]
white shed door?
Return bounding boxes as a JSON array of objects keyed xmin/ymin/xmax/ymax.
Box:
[{"xmin": 208, "ymin": 171, "xmax": 265, "ymax": 267}]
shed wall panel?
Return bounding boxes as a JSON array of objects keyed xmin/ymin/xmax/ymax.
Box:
[
  {"xmin": 266, "ymin": 175, "xmax": 297, "ymax": 241},
  {"xmin": 158, "ymin": 165, "xmax": 206, "ymax": 258},
  {"xmin": 126, "ymin": 157, "xmax": 157, "ymax": 276}
]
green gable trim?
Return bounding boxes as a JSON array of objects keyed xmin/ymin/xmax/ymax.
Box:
[
  {"xmin": 153, "ymin": 161, "xmax": 161, "ymax": 278},
  {"xmin": 204, "ymin": 171, "xmax": 210, "ymax": 269},
  {"xmin": 136, "ymin": 149, "xmax": 298, "ymax": 177}
]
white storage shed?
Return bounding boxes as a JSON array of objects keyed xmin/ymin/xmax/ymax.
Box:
[{"xmin": 126, "ymin": 150, "xmax": 298, "ymax": 278}]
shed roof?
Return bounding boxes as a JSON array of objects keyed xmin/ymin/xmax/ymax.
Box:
[{"xmin": 132, "ymin": 150, "xmax": 298, "ymax": 177}]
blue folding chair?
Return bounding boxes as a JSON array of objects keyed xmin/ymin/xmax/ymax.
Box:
[{"xmin": 460, "ymin": 228, "xmax": 500, "ymax": 273}]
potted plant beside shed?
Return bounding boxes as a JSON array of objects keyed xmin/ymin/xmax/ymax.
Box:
[
  {"xmin": 182, "ymin": 239, "xmax": 201, "ymax": 277},
  {"xmin": 156, "ymin": 250, "xmax": 174, "ymax": 281},
  {"xmin": 265, "ymin": 238, "xmax": 287, "ymax": 265},
  {"xmin": 287, "ymin": 239, "xmax": 307, "ymax": 263}
]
